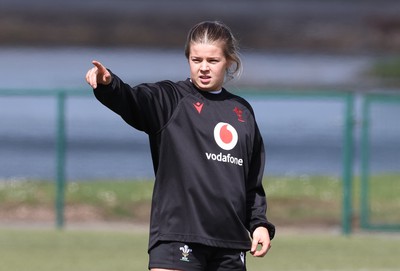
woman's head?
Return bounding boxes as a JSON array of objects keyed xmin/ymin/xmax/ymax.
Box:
[{"xmin": 185, "ymin": 21, "xmax": 242, "ymax": 91}]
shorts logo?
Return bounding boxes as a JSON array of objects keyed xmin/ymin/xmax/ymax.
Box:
[
  {"xmin": 213, "ymin": 122, "xmax": 238, "ymax": 151},
  {"xmin": 240, "ymin": 252, "xmax": 245, "ymax": 265},
  {"xmin": 179, "ymin": 244, "xmax": 192, "ymax": 262}
]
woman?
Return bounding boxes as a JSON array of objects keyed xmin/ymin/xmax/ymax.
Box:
[{"xmin": 86, "ymin": 21, "xmax": 275, "ymax": 271}]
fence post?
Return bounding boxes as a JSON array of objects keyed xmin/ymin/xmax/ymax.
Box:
[
  {"xmin": 55, "ymin": 91, "xmax": 66, "ymax": 229},
  {"xmin": 359, "ymin": 95, "xmax": 370, "ymax": 229},
  {"xmin": 341, "ymin": 93, "xmax": 354, "ymax": 235}
]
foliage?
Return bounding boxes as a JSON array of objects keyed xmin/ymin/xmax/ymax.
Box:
[
  {"xmin": 370, "ymin": 57, "xmax": 400, "ymax": 80},
  {"xmin": 1, "ymin": 175, "xmax": 399, "ymax": 226}
]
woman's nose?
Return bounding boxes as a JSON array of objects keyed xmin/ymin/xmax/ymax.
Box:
[{"xmin": 200, "ymin": 61, "xmax": 209, "ymax": 71}]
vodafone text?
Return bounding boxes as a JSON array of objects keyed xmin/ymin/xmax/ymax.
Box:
[{"xmin": 205, "ymin": 152, "xmax": 243, "ymax": 166}]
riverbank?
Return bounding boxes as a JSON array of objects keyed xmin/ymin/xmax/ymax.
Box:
[{"xmin": 1, "ymin": 0, "xmax": 400, "ymax": 54}]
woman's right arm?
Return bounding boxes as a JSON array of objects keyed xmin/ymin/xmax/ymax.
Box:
[{"xmin": 85, "ymin": 60, "xmax": 180, "ymax": 134}]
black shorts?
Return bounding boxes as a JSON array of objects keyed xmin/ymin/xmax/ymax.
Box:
[{"xmin": 148, "ymin": 241, "xmax": 247, "ymax": 271}]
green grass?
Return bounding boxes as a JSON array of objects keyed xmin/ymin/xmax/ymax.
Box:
[
  {"xmin": 266, "ymin": 175, "xmax": 342, "ymax": 226},
  {"xmin": 0, "ymin": 229, "xmax": 147, "ymax": 271},
  {"xmin": 0, "ymin": 229, "xmax": 399, "ymax": 271},
  {"xmin": 1, "ymin": 174, "xmax": 400, "ymax": 226},
  {"xmin": 366, "ymin": 174, "xmax": 400, "ymax": 224},
  {"xmin": 371, "ymin": 57, "xmax": 400, "ymax": 79}
]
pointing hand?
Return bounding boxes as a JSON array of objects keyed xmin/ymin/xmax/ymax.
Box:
[{"xmin": 85, "ymin": 60, "xmax": 112, "ymax": 89}]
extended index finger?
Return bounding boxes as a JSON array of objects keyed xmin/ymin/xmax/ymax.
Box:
[{"xmin": 92, "ymin": 60, "xmax": 106, "ymax": 72}]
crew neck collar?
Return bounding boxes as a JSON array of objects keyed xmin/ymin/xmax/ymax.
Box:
[{"xmin": 189, "ymin": 78, "xmax": 222, "ymax": 94}]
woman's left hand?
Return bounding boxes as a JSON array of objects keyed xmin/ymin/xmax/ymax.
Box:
[{"xmin": 250, "ymin": 226, "xmax": 272, "ymax": 257}]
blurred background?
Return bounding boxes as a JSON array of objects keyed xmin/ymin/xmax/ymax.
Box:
[
  {"xmin": 1, "ymin": 0, "xmax": 400, "ymax": 89},
  {"xmin": 0, "ymin": 0, "xmax": 399, "ymax": 232}
]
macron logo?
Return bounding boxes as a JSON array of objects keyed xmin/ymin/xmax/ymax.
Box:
[{"xmin": 193, "ymin": 102, "xmax": 204, "ymax": 114}]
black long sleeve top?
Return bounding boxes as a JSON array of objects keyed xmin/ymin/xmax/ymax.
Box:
[{"xmin": 94, "ymin": 74, "xmax": 275, "ymax": 251}]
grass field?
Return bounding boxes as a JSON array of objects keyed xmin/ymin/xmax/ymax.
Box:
[
  {"xmin": 0, "ymin": 228, "xmax": 399, "ymax": 271},
  {"xmin": 1, "ymin": 175, "xmax": 399, "ymax": 270}
]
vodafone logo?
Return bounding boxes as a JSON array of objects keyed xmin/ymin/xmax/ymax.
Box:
[
  {"xmin": 213, "ymin": 122, "xmax": 238, "ymax": 150},
  {"xmin": 206, "ymin": 122, "xmax": 243, "ymax": 166}
]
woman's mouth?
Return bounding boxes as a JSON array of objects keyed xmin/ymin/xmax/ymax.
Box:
[{"xmin": 199, "ymin": 75, "xmax": 211, "ymax": 84}]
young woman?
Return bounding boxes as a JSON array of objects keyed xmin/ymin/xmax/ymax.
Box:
[{"xmin": 86, "ymin": 21, "xmax": 275, "ymax": 271}]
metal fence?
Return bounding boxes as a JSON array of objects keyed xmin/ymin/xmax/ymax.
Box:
[
  {"xmin": 360, "ymin": 93, "xmax": 400, "ymax": 231},
  {"xmin": 1, "ymin": 88, "xmax": 399, "ymax": 233},
  {"xmin": 0, "ymin": 89, "xmax": 91, "ymax": 228}
]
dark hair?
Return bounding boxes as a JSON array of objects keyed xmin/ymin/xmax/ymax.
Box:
[{"xmin": 184, "ymin": 21, "xmax": 242, "ymax": 80}]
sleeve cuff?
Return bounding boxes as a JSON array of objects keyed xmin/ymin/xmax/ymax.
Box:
[{"xmin": 251, "ymin": 222, "xmax": 276, "ymax": 240}]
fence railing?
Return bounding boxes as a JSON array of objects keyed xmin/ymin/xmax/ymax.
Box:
[
  {"xmin": 360, "ymin": 93, "xmax": 400, "ymax": 231},
  {"xmin": 241, "ymin": 90, "xmax": 355, "ymax": 235},
  {"xmin": 0, "ymin": 89, "xmax": 91, "ymax": 228},
  {"xmin": 1, "ymin": 88, "xmax": 399, "ymax": 233}
]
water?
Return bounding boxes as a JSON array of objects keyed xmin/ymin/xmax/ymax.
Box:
[
  {"xmin": 0, "ymin": 47, "xmax": 372, "ymax": 90},
  {"xmin": 0, "ymin": 47, "xmax": 398, "ymax": 180}
]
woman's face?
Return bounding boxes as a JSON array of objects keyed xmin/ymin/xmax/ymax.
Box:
[{"xmin": 188, "ymin": 41, "xmax": 231, "ymax": 91}]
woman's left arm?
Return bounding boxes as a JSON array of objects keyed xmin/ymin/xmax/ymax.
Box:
[{"xmin": 246, "ymin": 121, "xmax": 275, "ymax": 244}]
